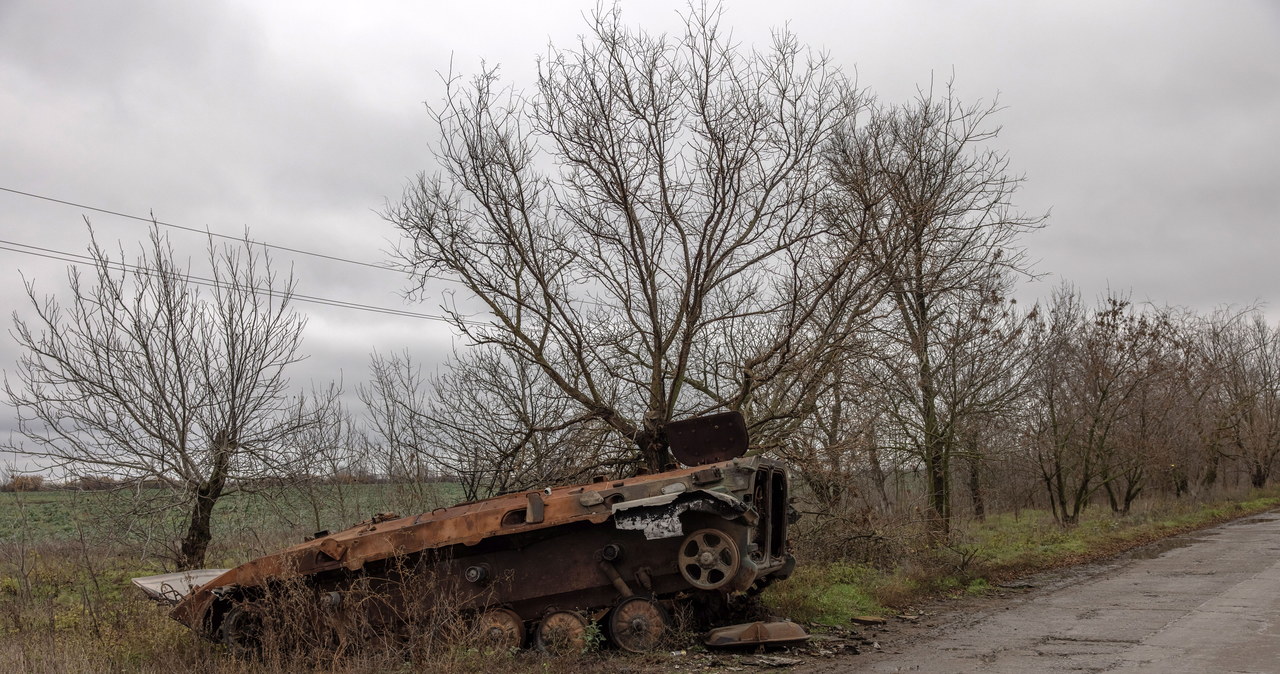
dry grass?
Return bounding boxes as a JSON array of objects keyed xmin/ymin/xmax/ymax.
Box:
[{"xmin": 0, "ymin": 537, "xmax": 616, "ymax": 673}]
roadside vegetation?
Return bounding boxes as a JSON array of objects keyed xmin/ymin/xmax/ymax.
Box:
[
  {"xmin": 768, "ymin": 486, "xmax": 1280, "ymax": 626},
  {"xmin": 2, "ymin": 482, "xmax": 1277, "ymax": 673}
]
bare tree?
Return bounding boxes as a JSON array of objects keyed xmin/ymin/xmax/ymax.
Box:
[
  {"xmin": 1204, "ymin": 313, "xmax": 1280, "ymax": 488},
  {"xmin": 1085, "ymin": 304, "xmax": 1175, "ymax": 513},
  {"xmin": 4, "ymin": 225, "xmax": 332, "ymax": 569},
  {"xmin": 1024, "ymin": 285, "xmax": 1086, "ymax": 524},
  {"xmin": 1175, "ymin": 307, "xmax": 1265, "ymax": 492},
  {"xmin": 279, "ymin": 394, "xmax": 371, "ymax": 532},
  {"xmin": 826, "ymin": 80, "xmax": 1043, "ymax": 539},
  {"xmin": 1025, "ymin": 287, "xmax": 1174, "ymax": 523},
  {"xmin": 360, "ymin": 348, "xmax": 624, "ymax": 501},
  {"xmin": 387, "ymin": 4, "xmax": 882, "ymax": 471},
  {"xmin": 938, "ymin": 287, "xmax": 1037, "ymax": 521},
  {"xmin": 776, "ymin": 357, "xmax": 882, "ymax": 511}
]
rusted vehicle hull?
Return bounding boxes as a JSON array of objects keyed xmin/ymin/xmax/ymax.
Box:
[{"xmin": 164, "ymin": 414, "xmax": 795, "ymax": 652}]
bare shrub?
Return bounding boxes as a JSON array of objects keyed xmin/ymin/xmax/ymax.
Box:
[
  {"xmin": 211, "ymin": 553, "xmax": 518, "ymax": 670},
  {"xmin": 790, "ymin": 505, "xmax": 920, "ymax": 569},
  {"xmin": 2, "ymin": 474, "xmax": 43, "ymax": 492}
]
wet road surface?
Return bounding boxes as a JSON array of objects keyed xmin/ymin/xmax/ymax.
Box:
[{"xmin": 806, "ymin": 511, "xmax": 1280, "ymax": 673}]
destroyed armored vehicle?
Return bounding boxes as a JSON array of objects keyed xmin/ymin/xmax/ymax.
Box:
[{"xmin": 137, "ymin": 412, "xmax": 798, "ymax": 653}]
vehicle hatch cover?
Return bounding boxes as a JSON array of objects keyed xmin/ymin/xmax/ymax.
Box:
[
  {"xmin": 704, "ymin": 620, "xmax": 810, "ymax": 648},
  {"xmin": 665, "ymin": 411, "xmax": 748, "ymax": 466}
]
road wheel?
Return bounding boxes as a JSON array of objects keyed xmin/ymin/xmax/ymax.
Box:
[
  {"xmin": 219, "ymin": 602, "xmax": 264, "ymax": 657},
  {"xmin": 534, "ymin": 610, "xmax": 588, "ymax": 654},
  {"xmin": 477, "ymin": 607, "xmax": 525, "ymax": 651},
  {"xmin": 678, "ymin": 528, "xmax": 741, "ymax": 590},
  {"xmin": 607, "ymin": 596, "xmax": 668, "ymax": 652}
]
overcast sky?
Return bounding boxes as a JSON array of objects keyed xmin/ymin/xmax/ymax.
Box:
[{"xmin": 2, "ymin": 0, "xmax": 1278, "ymax": 461}]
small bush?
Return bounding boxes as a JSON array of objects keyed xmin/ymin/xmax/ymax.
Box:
[{"xmin": 3, "ymin": 475, "xmax": 44, "ymax": 492}]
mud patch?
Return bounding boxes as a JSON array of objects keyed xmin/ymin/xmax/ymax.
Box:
[
  {"xmin": 1234, "ymin": 515, "xmax": 1280, "ymax": 525},
  {"xmin": 1122, "ymin": 536, "xmax": 1200, "ymax": 560},
  {"xmin": 1036, "ymin": 635, "xmax": 1138, "ymax": 656}
]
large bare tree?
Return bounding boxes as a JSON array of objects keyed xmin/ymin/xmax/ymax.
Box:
[
  {"xmin": 388, "ymin": 5, "xmax": 882, "ymax": 471},
  {"xmin": 826, "ymin": 81, "xmax": 1043, "ymax": 539},
  {"xmin": 4, "ymin": 225, "xmax": 332, "ymax": 569}
]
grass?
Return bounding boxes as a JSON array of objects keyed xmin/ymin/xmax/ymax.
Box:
[
  {"xmin": 0, "ymin": 537, "xmax": 649, "ymax": 674},
  {"xmin": 765, "ymin": 562, "xmax": 888, "ymax": 624},
  {"xmin": 967, "ymin": 489, "xmax": 1280, "ymax": 575},
  {"xmin": 0, "ymin": 482, "xmax": 466, "ymax": 544},
  {"xmin": 765, "ymin": 488, "xmax": 1280, "ymax": 626}
]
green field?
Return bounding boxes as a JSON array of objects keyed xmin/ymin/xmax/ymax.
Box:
[{"xmin": 0, "ymin": 482, "xmax": 467, "ymax": 550}]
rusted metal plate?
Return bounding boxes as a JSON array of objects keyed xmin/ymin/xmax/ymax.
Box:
[
  {"xmin": 665, "ymin": 411, "xmax": 749, "ymax": 466},
  {"xmin": 704, "ymin": 620, "xmax": 810, "ymax": 648}
]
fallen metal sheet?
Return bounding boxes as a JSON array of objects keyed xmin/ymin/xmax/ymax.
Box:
[
  {"xmin": 704, "ymin": 620, "xmax": 810, "ymax": 648},
  {"xmin": 132, "ymin": 569, "xmax": 228, "ymax": 605}
]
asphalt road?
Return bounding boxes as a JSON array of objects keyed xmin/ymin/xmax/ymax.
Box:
[{"xmin": 806, "ymin": 511, "xmax": 1280, "ymax": 674}]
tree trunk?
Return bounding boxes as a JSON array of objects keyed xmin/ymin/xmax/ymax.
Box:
[
  {"xmin": 178, "ymin": 481, "xmax": 223, "ymax": 570},
  {"xmin": 967, "ymin": 452, "xmax": 985, "ymax": 522},
  {"xmin": 924, "ymin": 439, "xmax": 950, "ymax": 543},
  {"xmin": 1202, "ymin": 452, "xmax": 1219, "ymax": 489},
  {"xmin": 919, "ymin": 349, "xmax": 950, "ymax": 543},
  {"xmin": 866, "ymin": 441, "xmax": 891, "ymax": 511},
  {"xmin": 1122, "ymin": 480, "xmax": 1142, "ymax": 514},
  {"xmin": 637, "ymin": 422, "xmax": 672, "ymax": 475},
  {"xmin": 1103, "ymin": 479, "xmax": 1121, "ymax": 513},
  {"xmin": 177, "ymin": 439, "xmax": 231, "ymax": 570},
  {"xmin": 1251, "ymin": 461, "xmax": 1269, "ymax": 489}
]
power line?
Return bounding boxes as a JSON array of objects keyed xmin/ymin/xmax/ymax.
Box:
[
  {"xmin": 0, "ymin": 185, "xmax": 406, "ymax": 274},
  {"xmin": 0, "ymin": 239, "xmax": 485, "ymax": 325},
  {"xmin": 0, "ymin": 184, "xmax": 614, "ymax": 313},
  {"xmin": 0, "ymin": 240, "xmax": 467, "ymax": 323}
]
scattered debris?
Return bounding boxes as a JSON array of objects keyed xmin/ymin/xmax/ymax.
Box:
[
  {"xmin": 850, "ymin": 615, "xmax": 888, "ymax": 626},
  {"xmin": 744, "ymin": 655, "xmax": 804, "ymax": 667}
]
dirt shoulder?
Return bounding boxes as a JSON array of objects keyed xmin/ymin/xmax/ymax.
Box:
[
  {"xmin": 614, "ymin": 507, "xmax": 1280, "ymax": 674},
  {"xmin": 797, "ymin": 509, "xmax": 1280, "ymax": 673}
]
